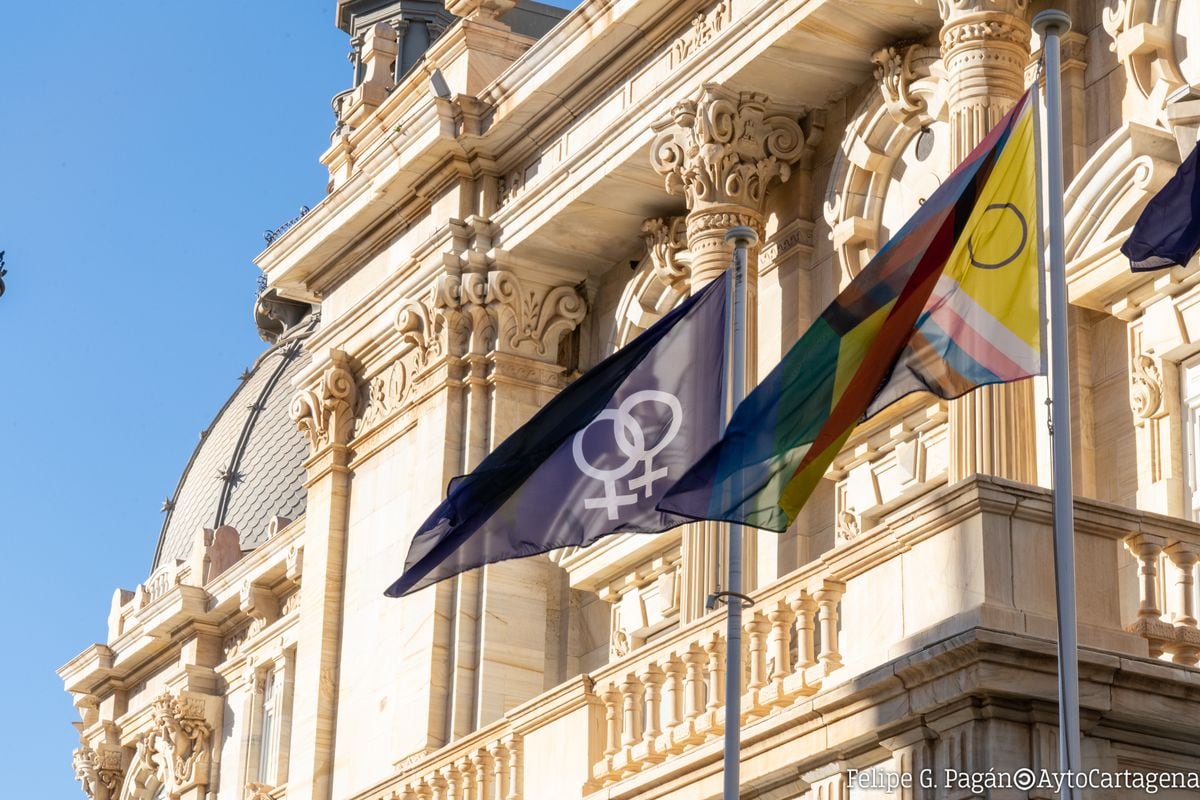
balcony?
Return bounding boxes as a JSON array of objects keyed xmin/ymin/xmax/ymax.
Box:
[{"xmin": 349, "ymin": 475, "xmax": 1200, "ymax": 800}]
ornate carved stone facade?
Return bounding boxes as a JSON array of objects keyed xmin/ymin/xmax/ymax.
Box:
[{"xmin": 62, "ymin": 2, "xmax": 1200, "ymax": 800}]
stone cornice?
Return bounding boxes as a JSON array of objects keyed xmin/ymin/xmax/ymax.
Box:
[
  {"xmin": 259, "ymin": 0, "xmax": 909, "ymax": 299},
  {"xmin": 60, "ymin": 518, "xmax": 305, "ymax": 706}
]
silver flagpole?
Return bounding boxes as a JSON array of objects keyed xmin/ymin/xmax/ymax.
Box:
[
  {"xmin": 722, "ymin": 225, "xmax": 757, "ymax": 800},
  {"xmin": 1031, "ymin": 10, "xmax": 1083, "ymax": 795}
]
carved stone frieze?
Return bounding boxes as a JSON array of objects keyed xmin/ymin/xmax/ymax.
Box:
[
  {"xmin": 290, "ymin": 350, "xmax": 358, "ymax": 452},
  {"xmin": 358, "ymin": 357, "xmax": 413, "ymax": 433},
  {"xmin": 670, "ymin": 1, "xmax": 731, "ymax": 69},
  {"xmin": 74, "ymin": 743, "xmax": 123, "ymax": 800}
]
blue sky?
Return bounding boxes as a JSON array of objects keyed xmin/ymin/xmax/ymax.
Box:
[{"xmin": 0, "ymin": 1, "xmax": 575, "ymax": 795}]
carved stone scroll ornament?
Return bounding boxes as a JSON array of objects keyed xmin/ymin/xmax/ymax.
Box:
[
  {"xmin": 74, "ymin": 744, "xmax": 123, "ymax": 800},
  {"xmin": 641, "ymin": 216, "xmax": 690, "ymax": 293},
  {"xmin": 872, "ymin": 42, "xmax": 943, "ymax": 127},
  {"xmin": 1131, "ymin": 353, "xmax": 1167, "ymax": 424},
  {"xmin": 290, "ymin": 351, "xmax": 359, "ymax": 451}
]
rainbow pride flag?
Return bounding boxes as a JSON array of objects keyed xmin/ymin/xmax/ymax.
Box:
[{"xmin": 659, "ymin": 91, "xmax": 1043, "ymax": 532}]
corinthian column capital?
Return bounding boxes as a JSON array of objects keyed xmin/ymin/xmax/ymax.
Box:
[
  {"xmin": 651, "ymin": 83, "xmax": 804, "ymax": 214},
  {"xmin": 651, "ymin": 84, "xmax": 801, "ymax": 287}
]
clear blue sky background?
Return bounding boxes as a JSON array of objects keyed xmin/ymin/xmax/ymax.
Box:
[{"xmin": 0, "ymin": 2, "xmax": 575, "ymax": 796}]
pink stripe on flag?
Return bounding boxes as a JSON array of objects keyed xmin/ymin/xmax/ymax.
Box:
[{"xmin": 927, "ymin": 301, "xmax": 1030, "ymax": 381}]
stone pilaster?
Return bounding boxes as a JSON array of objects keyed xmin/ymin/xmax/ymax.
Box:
[
  {"xmin": 651, "ymin": 84, "xmax": 803, "ymax": 618},
  {"xmin": 938, "ymin": 0, "xmax": 1039, "ymax": 485},
  {"xmin": 287, "ymin": 350, "xmax": 358, "ymax": 800}
]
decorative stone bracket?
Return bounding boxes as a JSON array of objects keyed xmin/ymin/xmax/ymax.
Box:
[
  {"xmin": 641, "ymin": 216, "xmax": 690, "ymax": 294},
  {"xmin": 74, "ymin": 740, "xmax": 124, "ymax": 800},
  {"xmin": 353, "ymin": 253, "xmax": 587, "ymax": 441},
  {"xmin": 290, "ymin": 350, "xmax": 359, "ymax": 453}
]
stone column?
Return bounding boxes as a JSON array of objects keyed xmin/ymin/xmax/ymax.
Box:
[
  {"xmin": 938, "ymin": 0, "xmax": 1039, "ymax": 484},
  {"xmin": 287, "ymin": 350, "xmax": 358, "ymax": 800},
  {"xmin": 651, "ymin": 84, "xmax": 804, "ymax": 618}
]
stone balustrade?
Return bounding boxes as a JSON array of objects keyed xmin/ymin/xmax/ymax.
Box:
[
  {"xmin": 357, "ymin": 722, "xmax": 523, "ymax": 800},
  {"xmin": 340, "ymin": 477, "xmax": 1200, "ymax": 800},
  {"xmin": 588, "ymin": 567, "xmax": 845, "ymax": 787},
  {"xmin": 1124, "ymin": 532, "xmax": 1200, "ymax": 665}
]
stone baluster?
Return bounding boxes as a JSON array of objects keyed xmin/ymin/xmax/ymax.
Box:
[
  {"xmin": 766, "ymin": 599, "xmax": 796, "ymax": 684},
  {"xmin": 620, "ymin": 674, "xmax": 644, "ymax": 746},
  {"xmin": 400, "ymin": 787, "xmax": 418, "ymax": 800},
  {"xmin": 430, "ymin": 772, "xmax": 448, "ymax": 800},
  {"xmin": 445, "ymin": 764, "xmax": 462, "ymax": 800},
  {"xmin": 703, "ymin": 633, "xmax": 726, "ymax": 713},
  {"xmin": 415, "ymin": 779, "xmax": 433, "ymax": 800},
  {"xmin": 662, "ymin": 657, "xmax": 685, "ymax": 729},
  {"xmin": 601, "ymin": 684, "xmax": 622, "ymax": 756},
  {"xmin": 814, "ymin": 581, "xmax": 846, "ymax": 673},
  {"xmin": 1128, "ymin": 535, "xmax": 1166, "ymax": 620},
  {"xmin": 1165, "ymin": 542, "xmax": 1200, "ymax": 626},
  {"xmin": 937, "ymin": 0, "xmax": 1038, "ymax": 486},
  {"xmin": 745, "ymin": 612, "xmax": 770, "ymax": 690},
  {"xmin": 790, "ymin": 591, "xmax": 818, "ymax": 669},
  {"xmin": 1125, "ymin": 534, "xmax": 1172, "ymax": 658},
  {"xmin": 487, "ymin": 741, "xmax": 509, "ymax": 800},
  {"xmin": 505, "ymin": 736, "xmax": 521, "ymax": 800},
  {"xmin": 1165, "ymin": 541, "xmax": 1200, "ymax": 666},
  {"xmin": 463, "ymin": 758, "xmax": 479, "ymax": 800},
  {"xmin": 682, "ymin": 646, "xmax": 707, "ymax": 720},
  {"xmin": 640, "ymin": 665, "xmax": 666, "ymax": 743},
  {"xmin": 471, "ymin": 749, "xmax": 491, "ymax": 800}
]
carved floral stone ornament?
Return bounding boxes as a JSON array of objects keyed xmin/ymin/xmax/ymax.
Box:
[
  {"xmin": 119, "ymin": 692, "xmax": 214, "ymax": 800},
  {"xmin": 651, "ymin": 84, "xmax": 805, "ymax": 214}
]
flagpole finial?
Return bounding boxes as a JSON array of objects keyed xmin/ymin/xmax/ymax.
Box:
[
  {"xmin": 1031, "ymin": 9, "xmax": 1071, "ymax": 37},
  {"xmin": 724, "ymin": 226, "xmax": 759, "ymax": 248}
]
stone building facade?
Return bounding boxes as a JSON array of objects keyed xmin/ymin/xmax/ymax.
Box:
[{"xmin": 61, "ymin": 0, "xmax": 1200, "ymax": 798}]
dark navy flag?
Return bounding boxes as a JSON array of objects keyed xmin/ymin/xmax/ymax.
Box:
[
  {"xmin": 385, "ymin": 273, "xmax": 729, "ymax": 597},
  {"xmin": 1123, "ymin": 145, "xmax": 1200, "ymax": 271}
]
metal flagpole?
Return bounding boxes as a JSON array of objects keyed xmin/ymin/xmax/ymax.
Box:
[
  {"xmin": 1031, "ymin": 11, "xmax": 1083, "ymax": 795},
  {"xmin": 721, "ymin": 226, "xmax": 757, "ymax": 800}
]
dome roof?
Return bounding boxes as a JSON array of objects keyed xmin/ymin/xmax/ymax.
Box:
[{"xmin": 152, "ymin": 314, "xmax": 317, "ymax": 570}]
